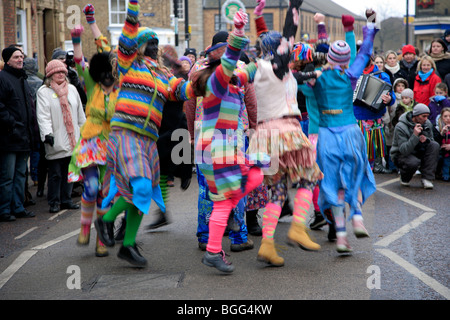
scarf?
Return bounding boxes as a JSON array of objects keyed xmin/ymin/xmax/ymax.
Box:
[
  {"xmin": 418, "ymin": 68, "xmax": 434, "ymax": 82},
  {"xmin": 402, "ymin": 59, "xmax": 416, "ymax": 70},
  {"xmin": 429, "ymin": 52, "xmax": 450, "ymax": 62},
  {"xmin": 50, "ymin": 80, "xmax": 76, "ymax": 149},
  {"xmin": 385, "ymin": 63, "xmax": 400, "ymax": 75}
]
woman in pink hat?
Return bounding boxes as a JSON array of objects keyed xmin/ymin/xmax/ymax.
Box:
[{"xmin": 36, "ymin": 59, "xmax": 86, "ymax": 214}]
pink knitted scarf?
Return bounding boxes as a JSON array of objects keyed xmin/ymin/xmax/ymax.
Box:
[{"xmin": 50, "ymin": 80, "xmax": 76, "ymax": 149}]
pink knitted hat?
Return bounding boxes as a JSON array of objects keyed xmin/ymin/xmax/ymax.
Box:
[{"xmin": 45, "ymin": 59, "xmax": 68, "ymax": 78}]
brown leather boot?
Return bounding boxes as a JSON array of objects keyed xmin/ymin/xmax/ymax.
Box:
[{"xmin": 257, "ymin": 238, "xmax": 284, "ymax": 267}]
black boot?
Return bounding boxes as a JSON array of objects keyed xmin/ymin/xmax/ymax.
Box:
[
  {"xmin": 310, "ymin": 210, "xmax": 326, "ymax": 230},
  {"xmin": 280, "ymin": 197, "xmax": 293, "ymax": 219},
  {"xmin": 146, "ymin": 209, "xmax": 170, "ymax": 230},
  {"xmin": 114, "ymin": 215, "xmax": 127, "ymax": 241},
  {"xmin": 94, "ymin": 217, "xmax": 115, "ymax": 247},
  {"xmin": 246, "ymin": 210, "xmax": 262, "ymax": 236},
  {"xmin": 226, "ymin": 210, "xmax": 240, "ymax": 232},
  {"xmin": 117, "ymin": 244, "xmax": 147, "ymax": 267}
]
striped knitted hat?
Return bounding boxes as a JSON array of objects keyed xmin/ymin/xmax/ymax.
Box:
[
  {"xmin": 137, "ymin": 27, "xmax": 159, "ymax": 48},
  {"xmin": 327, "ymin": 40, "xmax": 351, "ymax": 66}
]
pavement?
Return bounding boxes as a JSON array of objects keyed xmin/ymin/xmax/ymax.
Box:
[{"xmin": 0, "ymin": 172, "xmax": 449, "ymax": 303}]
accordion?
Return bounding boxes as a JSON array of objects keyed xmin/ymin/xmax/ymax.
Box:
[{"xmin": 353, "ymin": 71, "xmax": 392, "ymax": 113}]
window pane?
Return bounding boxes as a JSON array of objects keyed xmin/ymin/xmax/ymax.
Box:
[
  {"xmin": 111, "ymin": 0, "xmax": 118, "ymax": 11},
  {"xmin": 119, "ymin": 0, "xmax": 126, "ymax": 11}
]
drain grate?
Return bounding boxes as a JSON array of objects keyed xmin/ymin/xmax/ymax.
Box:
[{"xmin": 83, "ymin": 273, "xmax": 184, "ymax": 292}]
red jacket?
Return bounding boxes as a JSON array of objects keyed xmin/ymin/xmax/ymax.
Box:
[{"xmin": 413, "ymin": 70, "xmax": 441, "ymax": 105}]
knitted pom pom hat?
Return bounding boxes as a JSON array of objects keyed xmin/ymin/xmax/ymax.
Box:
[
  {"xmin": 137, "ymin": 27, "xmax": 159, "ymax": 48},
  {"xmin": 327, "ymin": 40, "xmax": 351, "ymax": 66},
  {"xmin": 45, "ymin": 59, "xmax": 68, "ymax": 78}
]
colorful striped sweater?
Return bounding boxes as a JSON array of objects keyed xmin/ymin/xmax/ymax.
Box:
[
  {"xmin": 110, "ymin": 0, "xmax": 194, "ymax": 141},
  {"xmin": 196, "ymin": 32, "xmax": 259, "ymax": 201}
]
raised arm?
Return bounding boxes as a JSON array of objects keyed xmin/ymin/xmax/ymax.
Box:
[
  {"xmin": 83, "ymin": 4, "xmax": 112, "ymax": 53},
  {"xmin": 208, "ymin": 10, "xmax": 250, "ymax": 98},
  {"xmin": 282, "ymin": 0, "xmax": 303, "ymax": 42},
  {"xmin": 117, "ymin": 0, "xmax": 140, "ymax": 75},
  {"xmin": 345, "ymin": 10, "xmax": 378, "ymax": 89},
  {"xmin": 342, "ymin": 15, "xmax": 356, "ymax": 66}
]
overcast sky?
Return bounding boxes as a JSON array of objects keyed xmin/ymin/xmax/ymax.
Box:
[{"xmin": 331, "ymin": 0, "xmax": 416, "ymax": 19}]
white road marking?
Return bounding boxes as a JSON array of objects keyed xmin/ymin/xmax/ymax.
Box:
[
  {"xmin": 0, "ymin": 250, "xmax": 37, "ymax": 289},
  {"xmin": 377, "ymin": 187, "xmax": 435, "ymax": 212},
  {"xmin": 375, "ymin": 211, "xmax": 436, "ymax": 247},
  {"xmin": 377, "ymin": 248, "xmax": 450, "ymax": 300},
  {"xmin": 14, "ymin": 227, "xmax": 38, "ymax": 240},
  {"xmin": 48, "ymin": 209, "xmax": 68, "ymax": 221}
]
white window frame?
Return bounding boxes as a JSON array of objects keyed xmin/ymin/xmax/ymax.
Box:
[
  {"xmin": 16, "ymin": 9, "xmax": 27, "ymax": 55},
  {"xmin": 109, "ymin": 0, "xmax": 128, "ymax": 26}
]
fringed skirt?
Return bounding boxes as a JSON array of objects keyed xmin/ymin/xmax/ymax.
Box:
[
  {"xmin": 248, "ymin": 117, "xmax": 323, "ymax": 185},
  {"xmin": 102, "ymin": 128, "xmax": 160, "ymax": 205}
]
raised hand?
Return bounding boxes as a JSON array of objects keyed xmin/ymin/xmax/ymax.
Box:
[
  {"xmin": 365, "ymin": 9, "xmax": 376, "ymax": 23},
  {"xmin": 70, "ymin": 24, "xmax": 85, "ymax": 44},
  {"xmin": 254, "ymin": 0, "xmax": 266, "ymax": 16},
  {"xmin": 341, "ymin": 14, "xmax": 354, "ymax": 32},
  {"xmin": 233, "ymin": 9, "xmax": 248, "ymax": 37},
  {"xmin": 314, "ymin": 13, "xmax": 325, "ymax": 24},
  {"xmin": 83, "ymin": 4, "xmax": 96, "ymax": 24}
]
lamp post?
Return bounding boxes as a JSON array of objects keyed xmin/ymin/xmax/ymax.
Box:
[{"xmin": 405, "ymin": 0, "xmax": 409, "ymax": 44}]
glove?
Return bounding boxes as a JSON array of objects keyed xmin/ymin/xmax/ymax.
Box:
[
  {"xmin": 342, "ymin": 15, "xmax": 354, "ymax": 32},
  {"xmin": 44, "ymin": 134, "xmax": 54, "ymax": 147},
  {"xmin": 83, "ymin": 4, "xmax": 96, "ymax": 24},
  {"xmin": 70, "ymin": 25, "xmax": 84, "ymax": 44},
  {"xmin": 365, "ymin": 9, "xmax": 376, "ymax": 23},
  {"xmin": 233, "ymin": 9, "xmax": 248, "ymax": 37},
  {"xmin": 254, "ymin": 0, "xmax": 266, "ymax": 16}
]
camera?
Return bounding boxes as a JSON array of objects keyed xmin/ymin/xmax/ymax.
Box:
[{"xmin": 65, "ymin": 50, "xmax": 75, "ymax": 68}]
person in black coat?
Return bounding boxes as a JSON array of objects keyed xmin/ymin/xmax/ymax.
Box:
[
  {"xmin": 0, "ymin": 46, "xmax": 36, "ymax": 222},
  {"xmin": 399, "ymin": 44, "xmax": 419, "ymax": 90}
]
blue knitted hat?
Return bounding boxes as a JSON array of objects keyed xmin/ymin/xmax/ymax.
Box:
[{"xmin": 260, "ymin": 31, "xmax": 282, "ymax": 58}]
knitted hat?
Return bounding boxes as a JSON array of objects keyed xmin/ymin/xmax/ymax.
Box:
[
  {"xmin": 327, "ymin": 40, "xmax": 351, "ymax": 66},
  {"xmin": 2, "ymin": 47, "xmax": 22, "ymax": 63},
  {"xmin": 184, "ymin": 48, "xmax": 197, "ymax": 58},
  {"xmin": 402, "ymin": 44, "xmax": 416, "ymax": 56},
  {"xmin": 51, "ymin": 48, "xmax": 67, "ymax": 60},
  {"xmin": 444, "ymin": 29, "xmax": 450, "ymax": 37},
  {"xmin": 179, "ymin": 56, "xmax": 192, "ymax": 67},
  {"xmin": 260, "ymin": 31, "xmax": 282, "ymax": 58},
  {"xmin": 205, "ymin": 31, "xmax": 229, "ymax": 62},
  {"xmin": 45, "ymin": 59, "xmax": 68, "ymax": 78},
  {"xmin": 401, "ymin": 88, "xmax": 414, "ymax": 99},
  {"xmin": 412, "ymin": 103, "xmax": 430, "ymax": 116},
  {"xmin": 137, "ymin": 27, "xmax": 159, "ymax": 48}
]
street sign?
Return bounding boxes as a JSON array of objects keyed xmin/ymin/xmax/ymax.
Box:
[{"xmin": 221, "ymin": 0, "xmax": 246, "ymax": 24}]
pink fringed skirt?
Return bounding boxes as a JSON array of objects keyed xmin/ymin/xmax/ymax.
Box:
[{"xmin": 248, "ymin": 117, "xmax": 323, "ymax": 185}]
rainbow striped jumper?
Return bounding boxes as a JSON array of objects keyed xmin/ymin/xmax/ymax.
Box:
[
  {"xmin": 196, "ymin": 33, "xmax": 259, "ymax": 201},
  {"xmin": 110, "ymin": 1, "xmax": 194, "ymax": 141}
]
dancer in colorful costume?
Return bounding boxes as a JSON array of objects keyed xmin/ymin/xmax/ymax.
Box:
[
  {"xmin": 95, "ymin": 0, "xmax": 194, "ymax": 267},
  {"xmin": 312, "ymin": 10, "xmax": 378, "ymax": 253},
  {"xmin": 68, "ymin": 4, "xmax": 119, "ymax": 257},
  {"xmin": 191, "ymin": 10, "xmax": 266, "ymax": 273},
  {"xmin": 249, "ymin": 0, "xmax": 323, "ymax": 267}
]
